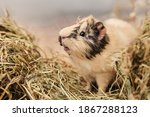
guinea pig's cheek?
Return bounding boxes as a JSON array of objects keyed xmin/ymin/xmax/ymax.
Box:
[
  {"xmin": 61, "ymin": 39, "xmax": 74, "ymax": 53},
  {"xmin": 63, "ymin": 39, "xmax": 73, "ymax": 47}
]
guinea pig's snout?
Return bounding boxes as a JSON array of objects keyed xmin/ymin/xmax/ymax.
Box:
[
  {"xmin": 58, "ymin": 36, "xmax": 63, "ymax": 46},
  {"xmin": 58, "ymin": 35, "xmax": 68, "ymax": 46}
]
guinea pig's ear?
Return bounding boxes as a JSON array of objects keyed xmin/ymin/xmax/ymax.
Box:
[{"xmin": 95, "ymin": 22, "xmax": 106, "ymax": 41}]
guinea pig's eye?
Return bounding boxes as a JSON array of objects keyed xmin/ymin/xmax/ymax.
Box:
[{"xmin": 80, "ymin": 31, "xmax": 86, "ymax": 37}]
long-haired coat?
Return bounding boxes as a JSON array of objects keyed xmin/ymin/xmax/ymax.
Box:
[{"xmin": 59, "ymin": 16, "xmax": 137, "ymax": 94}]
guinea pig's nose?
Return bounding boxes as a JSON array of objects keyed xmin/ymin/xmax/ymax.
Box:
[{"xmin": 58, "ymin": 36, "xmax": 63, "ymax": 46}]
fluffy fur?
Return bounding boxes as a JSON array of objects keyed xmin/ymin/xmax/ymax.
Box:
[{"xmin": 59, "ymin": 16, "xmax": 137, "ymax": 94}]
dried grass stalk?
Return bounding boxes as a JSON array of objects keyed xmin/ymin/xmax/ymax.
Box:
[
  {"xmin": 112, "ymin": 16, "xmax": 150, "ymax": 99},
  {"xmin": 0, "ymin": 13, "xmax": 41, "ymax": 99}
]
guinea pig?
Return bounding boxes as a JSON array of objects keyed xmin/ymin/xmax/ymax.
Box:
[{"xmin": 58, "ymin": 15, "xmax": 137, "ymax": 94}]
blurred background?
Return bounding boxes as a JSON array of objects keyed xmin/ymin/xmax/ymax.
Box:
[{"xmin": 0, "ymin": 0, "xmax": 149, "ymax": 56}]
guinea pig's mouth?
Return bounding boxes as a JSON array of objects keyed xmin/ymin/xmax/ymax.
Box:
[
  {"xmin": 58, "ymin": 36, "xmax": 70, "ymax": 52},
  {"xmin": 63, "ymin": 44, "xmax": 70, "ymax": 52}
]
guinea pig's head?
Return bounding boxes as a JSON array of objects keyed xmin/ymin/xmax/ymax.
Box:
[{"xmin": 59, "ymin": 15, "xmax": 109, "ymax": 59}]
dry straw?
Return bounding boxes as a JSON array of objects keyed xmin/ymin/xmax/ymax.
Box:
[
  {"xmin": 0, "ymin": 12, "xmax": 41, "ymax": 99},
  {"xmin": 112, "ymin": 17, "xmax": 150, "ymax": 100},
  {"xmin": 0, "ymin": 13, "xmax": 149, "ymax": 100}
]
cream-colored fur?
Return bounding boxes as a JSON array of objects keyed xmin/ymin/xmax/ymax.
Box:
[{"xmin": 59, "ymin": 16, "xmax": 137, "ymax": 94}]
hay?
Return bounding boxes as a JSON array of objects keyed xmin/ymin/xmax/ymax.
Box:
[
  {"xmin": 112, "ymin": 16, "xmax": 150, "ymax": 99},
  {"xmin": 0, "ymin": 13, "xmax": 149, "ymax": 100},
  {"xmin": 0, "ymin": 13, "xmax": 41, "ymax": 99},
  {"xmin": 0, "ymin": 11, "xmax": 35, "ymax": 42},
  {"xmin": 26, "ymin": 56, "xmax": 114, "ymax": 100}
]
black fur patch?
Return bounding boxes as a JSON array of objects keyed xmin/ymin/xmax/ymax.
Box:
[
  {"xmin": 84, "ymin": 23, "xmax": 110, "ymax": 59},
  {"xmin": 85, "ymin": 34, "xmax": 109, "ymax": 59},
  {"xmin": 67, "ymin": 22, "xmax": 109, "ymax": 59}
]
